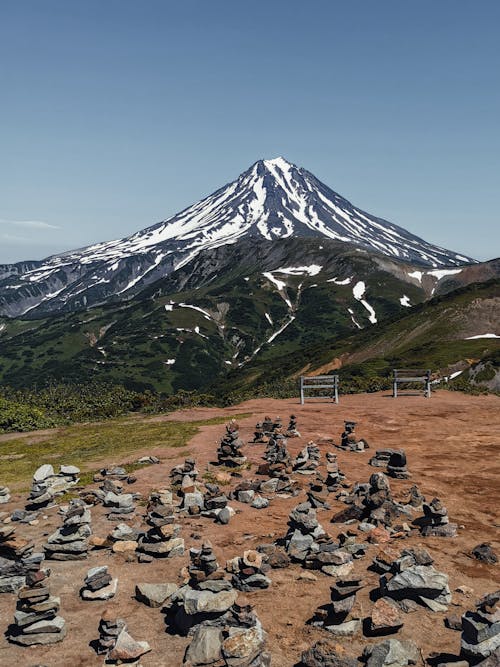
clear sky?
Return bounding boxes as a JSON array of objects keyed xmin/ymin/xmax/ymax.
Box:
[{"xmin": 1, "ymin": 0, "xmax": 499, "ymax": 263}]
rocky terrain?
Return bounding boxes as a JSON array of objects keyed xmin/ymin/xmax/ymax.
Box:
[{"xmin": 0, "ymin": 390, "xmax": 498, "ymax": 666}]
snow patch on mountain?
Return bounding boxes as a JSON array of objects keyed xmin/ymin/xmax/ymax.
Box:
[
  {"xmin": 465, "ymin": 333, "xmax": 500, "ymax": 339},
  {"xmin": 400, "ymin": 295, "xmax": 411, "ymax": 307}
]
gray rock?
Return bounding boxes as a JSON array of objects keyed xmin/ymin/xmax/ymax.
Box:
[
  {"xmin": 238, "ymin": 489, "xmax": 255, "ymax": 504},
  {"xmin": 183, "ymin": 588, "xmax": 238, "ymax": 615},
  {"xmin": 364, "ymin": 639, "xmax": 419, "ymax": 667},
  {"xmin": 60, "ymin": 465, "xmax": 80, "ymax": 476},
  {"xmin": 81, "ymin": 578, "xmax": 118, "ymax": 600},
  {"xmin": 184, "ymin": 625, "xmax": 223, "ymax": 665},
  {"xmin": 9, "ymin": 626, "xmax": 67, "ymax": 645},
  {"xmin": 217, "ymin": 507, "xmax": 232, "ymax": 525},
  {"xmin": 251, "ymin": 495, "xmax": 269, "ymax": 509},
  {"xmin": 385, "ymin": 565, "xmax": 450, "ymax": 603},
  {"xmin": 135, "ymin": 582, "xmax": 179, "ymax": 608}
]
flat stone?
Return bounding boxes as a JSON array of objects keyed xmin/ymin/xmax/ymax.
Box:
[
  {"xmin": 9, "ymin": 626, "xmax": 67, "ymax": 645},
  {"xmin": 60, "ymin": 465, "xmax": 80, "ymax": 475},
  {"xmin": 33, "ymin": 465, "xmax": 54, "ymax": 482},
  {"xmin": 135, "ymin": 582, "xmax": 178, "ymax": 608},
  {"xmin": 325, "ymin": 619, "xmax": 361, "ymax": 637},
  {"xmin": 364, "ymin": 639, "xmax": 419, "ymax": 667},
  {"xmin": 371, "ymin": 598, "xmax": 404, "ymax": 633},
  {"xmin": 322, "ymin": 562, "xmax": 354, "ymax": 578},
  {"xmin": 82, "ymin": 578, "xmax": 118, "ymax": 600},
  {"xmin": 112, "ymin": 540, "xmax": 138, "ymax": 553},
  {"xmin": 24, "ymin": 615, "xmax": 66, "ymax": 634}
]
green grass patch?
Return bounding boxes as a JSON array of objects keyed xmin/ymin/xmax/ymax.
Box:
[{"xmin": 0, "ymin": 412, "xmax": 252, "ymax": 488}]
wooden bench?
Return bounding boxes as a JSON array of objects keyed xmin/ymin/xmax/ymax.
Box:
[
  {"xmin": 392, "ymin": 368, "xmax": 431, "ymax": 398},
  {"xmin": 300, "ymin": 375, "xmax": 339, "ymax": 404}
]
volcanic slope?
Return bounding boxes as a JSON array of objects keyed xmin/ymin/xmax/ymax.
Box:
[
  {"xmin": 0, "ymin": 157, "xmax": 475, "ymax": 318},
  {"xmin": 0, "ymin": 240, "xmax": 497, "ymax": 394}
]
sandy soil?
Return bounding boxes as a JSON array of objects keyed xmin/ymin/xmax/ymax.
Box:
[{"xmin": 0, "ymin": 390, "xmax": 498, "ymax": 667}]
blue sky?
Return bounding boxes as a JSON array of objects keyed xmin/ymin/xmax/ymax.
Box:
[{"xmin": 1, "ymin": 0, "xmax": 499, "ymax": 263}]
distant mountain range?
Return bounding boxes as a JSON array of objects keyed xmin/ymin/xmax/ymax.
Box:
[{"xmin": 0, "ymin": 157, "xmax": 476, "ymax": 318}]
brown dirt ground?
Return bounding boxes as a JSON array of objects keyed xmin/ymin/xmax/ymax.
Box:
[{"xmin": 0, "ymin": 390, "xmax": 499, "ymax": 667}]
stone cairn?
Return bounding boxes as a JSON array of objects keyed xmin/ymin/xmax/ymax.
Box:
[
  {"xmin": 332, "ymin": 472, "xmax": 404, "ymax": 528},
  {"xmin": 183, "ymin": 603, "xmax": 271, "ymax": 667},
  {"xmin": 169, "ymin": 542, "xmax": 237, "ymax": 634},
  {"xmin": 325, "ymin": 452, "xmax": 345, "ymax": 490},
  {"xmin": 293, "ymin": 441, "xmax": 320, "ymax": 474},
  {"xmin": 170, "ymin": 457, "xmax": 199, "ymax": 490},
  {"xmin": 285, "ymin": 414, "xmax": 300, "ymax": 437},
  {"xmin": 0, "ymin": 485, "xmax": 11, "ymax": 504},
  {"xmin": 137, "ymin": 489, "xmax": 184, "ymax": 560},
  {"xmin": 8, "ymin": 568, "xmax": 66, "ymax": 646},
  {"xmin": 338, "ymin": 421, "xmax": 369, "ymax": 452},
  {"xmin": 257, "ymin": 433, "xmax": 296, "ymax": 496},
  {"xmin": 103, "ymin": 485, "xmax": 136, "ymax": 521},
  {"xmin": 217, "ymin": 421, "xmax": 247, "ymax": 468},
  {"xmin": 27, "ymin": 463, "xmax": 80, "ymax": 509},
  {"xmin": 307, "ymin": 475, "xmax": 331, "ymax": 509},
  {"xmin": 81, "ymin": 565, "xmax": 117, "ymax": 600},
  {"xmin": 386, "ymin": 450, "xmax": 411, "ymax": 479},
  {"xmin": 417, "ymin": 497, "xmax": 457, "ymax": 537},
  {"xmin": 0, "ymin": 523, "xmax": 42, "ymax": 593},
  {"xmin": 253, "ymin": 415, "xmax": 283, "ymax": 444},
  {"xmin": 284, "ymin": 502, "xmax": 327, "ymax": 565},
  {"xmin": 461, "ymin": 590, "xmax": 500, "ymax": 661},
  {"xmin": 229, "ymin": 479, "xmax": 269, "ymax": 509},
  {"xmin": 44, "ymin": 498, "xmax": 91, "ymax": 561},
  {"xmin": 96, "ymin": 609, "xmax": 151, "ymax": 661},
  {"xmin": 311, "ymin": 577, "xmax": 364, "ymax": 637},
  {"xmin": 202, "ymin": 483, "xmax": 232, "ymax": 524},
  {"xmin": 226, "ymin": 549, "xmax": 271, "ymax": 592},
  {"xmin": 369, "ymin": 449, "xmax": 399, "ymax": 468}
]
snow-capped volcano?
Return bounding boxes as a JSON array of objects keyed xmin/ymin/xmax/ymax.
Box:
[{"xmin": 0, "ymin": 156, "xmax": 476, "ymax": 317}]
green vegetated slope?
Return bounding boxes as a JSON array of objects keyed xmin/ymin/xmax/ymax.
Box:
[
  {"xmin": 0, "ymin": 239, "xmax": 430, "ymax": 393},
  {"xmin": 215, "ymin": 278, "xmax": 500, "ymax": 395}
]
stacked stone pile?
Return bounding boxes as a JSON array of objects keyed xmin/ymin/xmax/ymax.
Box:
[
  {"xmin": 202, "ymin": 483, "xmax": 233, "ymax": 523},
  {"xmin": 81, "ymin": 565, "xmax": 117, "ymax": 600},
  {"xmin": 293, "ymin": 442, "xmax": 320, "ymax": 474},
  {"xmin": 386, "ymin": 450, "xmax": 411, "ymax": 479},
  {"xmin": 103, "ymin": 490, "xmax": 136, "ymax": 521},
  {"xmin": 325, "ymin": 453, "xmax": 345, "ymax": 490},
  {"xmin": 332, "ymin": 472, "xmax": 410, "ymax": 529},
  {"xmin": 417, "ymin": 497, "xmax": 457, "ymax": 537},
  {"xmin": 226, "ymin": 549, "xmax": 271, "ymax": 592},
  {"xmin": 217, "ymin": 421, "xmax": 247, "ymax": 467},
  {"xmin": 0, "ymin": 523, "xmax": 41, "ymax": 593},
  {"xmin": 404, "ymin": 485, "xmax": 425, "ymax": 509},
  {"xmin": 169, "ymin": 543, "xmax": 237, "ymax": 633},
  {"xmin": 94, "ymin": 466, "xmax": 130, "ymax": 482},
  {"xmin": 183, "ymin": 603, "xmax": 271, "ymax": 667},
  {"xmin": 96, "ymin": 610, "xmax": 151, "ymax": 661},
  {"xmin": 8, "ymin": 569, "xmax": 66, "ymax": 646},
  {"xmin": 44, "ymin": 499, "xmax": 91, "ymax": 561},
  {"xmin": 461, "ymin": 590, "xmax": 500, "ymax": 660},
  {"xmin": 307, "ymin": 475, "xmax": 331, "ymax": 509},
  {"xmin": 137, "ymin": 490, "xmax": 184, "ymax": 559},
  {"xmin": 305, "ymin": 539, "xmax": 354, "ymax": 578},
  {"xmin": 311, "ymin": 577, "xmax": 364, "ymax": 637},
  {"xmin": 170, "ymin": 458, "xmax": 199, "ymax": 489},
  {"xmin": 256, "ymin": 543, "xmax": 290, "ymax": 570},
  {"xmin": 0, "ymin": 485, "xmax": 11, "ymax": 504},
  {"xmin": 27, "ymin": 464, "xmax": 80, "ymax": 509},
  {"xmin": 229, "ymin": 479, "xmax": 260, "ymax": 505},
  {"xmin": 284, "ymin": 502, "xmax": 327, "ymax": 564},
  {"xmin": 369, "ymin": 449, "xmax": 398, "ymax": 467},
  {"xmin": 372, "ymin": 545, "xmax": 433, "ymax": 575},
  {"xmin": 286, "ymin": 414, "xmax": 300, "ymax": 437},
  {"xmin": 338, "ymin": 421, "xmax": 369, "ymax": 452}
]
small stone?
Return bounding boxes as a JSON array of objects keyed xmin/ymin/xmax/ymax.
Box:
[
  {"xmin": 108, "ymin": 629, "xmax": 151, "ymax": 661},
  {"xmin": 112, "ymin": 540, "xmax": 138, "ymax": 553},
  {"xmin": 371, "ymin": 598, "xmax": 404, "ymax": 634},
  {"xmin": 298, "ymin": 572, "xmax": 318, "ymax": 582}
]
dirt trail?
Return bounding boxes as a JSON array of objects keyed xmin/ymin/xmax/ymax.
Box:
[{"xmin": 0, "ymin": 390, "xmax": 498, "ymax": 666}]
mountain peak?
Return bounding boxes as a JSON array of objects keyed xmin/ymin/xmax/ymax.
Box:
[{"xmin": 0, "ymin": 157, "xmax": 476, "ymax": 318}]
